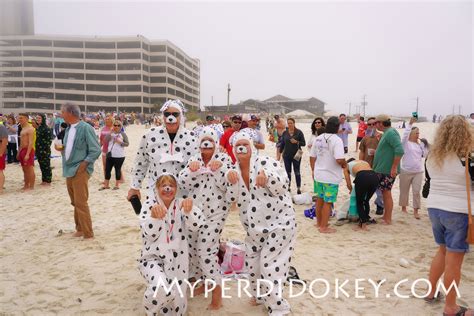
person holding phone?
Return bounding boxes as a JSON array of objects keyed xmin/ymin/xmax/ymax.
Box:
[{"xmin": 337, "ymin": 113, "xmax": 352, "ymax": 154}]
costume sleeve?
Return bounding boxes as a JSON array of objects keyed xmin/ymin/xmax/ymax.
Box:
[
  {"xmin": 224, "ymin": 169, "xmax": 240, "ymax": 203},
  {"xmin": 140, "ymin": 217, "xmax": 164, "ymax": 243},
  {"xmin": 183, "ymin": 205, "xmax": 205, "ymax": 232},
  {"xmin": 178, "ymin": 156, "xmax": 201, "ymax": 192},
  {"xmin": 131, "ymin": 134, "xmax": 150, "ymax": 190},
  {"xmin": 215, "ymin": 154, "xmax": 235, "ymax": 191},
  {"xmin": 258, "ymin": 157, "xmax": 289, "ymax": 196}
]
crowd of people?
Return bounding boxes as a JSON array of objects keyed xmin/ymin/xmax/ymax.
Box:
[{"xmin": 0, "ymin": 103, "xmax": 473, "ymax": 316}]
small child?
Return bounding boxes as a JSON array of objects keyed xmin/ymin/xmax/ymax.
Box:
[{"xmin": 139, "ymin": 173, "xmax": 203, "ymax": 316}]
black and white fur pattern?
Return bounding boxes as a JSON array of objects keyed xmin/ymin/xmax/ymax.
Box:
[
  {"xmin": 227, "ymin": 132, "xmax": 297, "ymax": 316},
  {"xmin": 178, "ymin": 127, "xmax": 235, "ymax": 283},
  {"xmin": 139, "ymin": 197, "xmax": 204, "ymax": 316}
]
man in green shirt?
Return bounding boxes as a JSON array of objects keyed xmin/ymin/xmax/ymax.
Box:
[{"xmin": 372, "ymin": 114, "xmax": 404, "ymax": 225}]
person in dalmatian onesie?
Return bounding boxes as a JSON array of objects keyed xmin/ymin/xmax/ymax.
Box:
[
  {"xmin": 226, "ymin": 131, "xmax": 297, "ymax": 316},
  {"xmin": 139, "ymin": 173, "xmax": 204, "ymax": 316},
  {"xmin": 128, "ymin": 99, "xmax": 199, "ymax": 209},
  {"xmin": 178, "ymin": 126, "xmax": 235, "ymax": 310}
]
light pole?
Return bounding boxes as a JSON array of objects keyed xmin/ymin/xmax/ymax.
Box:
[{"xmin": 227, "ymin": 83, "xmax": 231, "ymax": 112}]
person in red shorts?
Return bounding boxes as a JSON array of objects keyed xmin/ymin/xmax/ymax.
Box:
[
  {"xmin": 356, "ymin": 116, "xmax": 367, "ymax": 152},
  {"xmin": 0, "ymin": 122, "xmax": 8, "ymax": 194},
  {"xmin": 17, "ymin": 113, "xmax": 36, "ymax": 191}
]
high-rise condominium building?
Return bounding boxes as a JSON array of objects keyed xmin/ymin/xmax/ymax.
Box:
[{"xmin": 0, "ymin": 35, "xmax": 200, "ymax": 113}]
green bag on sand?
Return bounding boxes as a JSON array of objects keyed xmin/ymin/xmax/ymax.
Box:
[{"xmin": 348, "ymin": 188, "xmax": 359, "ymax": 219}]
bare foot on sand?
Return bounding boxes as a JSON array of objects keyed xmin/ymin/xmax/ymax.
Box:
[
  {"xmin": 319, "ymin": 227, "xmax": 336, "ymax": 234},
  {"xmin": 40, "ymin": 182, "xmax": 51, "ymax": 186},
  {"xmin": 72, "ymin": 231, "xmax": 84, "ymax": 237},
  {"xmin": 381, "ymin": 219, "xmax": 392, "ymax": 225},
  {"xmin": 249, "ymin": 298, "xmax": 260, "ymax": 306},
  {"xmin": 353, "ymin": 224, "xmax": 369, "ymax": 231}
]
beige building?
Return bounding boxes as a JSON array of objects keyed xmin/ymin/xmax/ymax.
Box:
[{"xmin": 0, "ymin": 35, "xmax": 200, "ymax": 113}]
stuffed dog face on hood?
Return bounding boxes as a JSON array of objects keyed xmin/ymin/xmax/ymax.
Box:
[{"xmin": 198, "ymin": 126, "xmax": 219, "ymax": 157}]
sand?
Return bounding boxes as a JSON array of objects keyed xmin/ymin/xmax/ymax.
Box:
[{"xmin": 1, "ymin": 121, "xmax": 472, "ymax": 315}]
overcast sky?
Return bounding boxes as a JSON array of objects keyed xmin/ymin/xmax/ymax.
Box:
[{"xmin": 34, "ymin": 0, "xmax": 472, "ymax": 116}]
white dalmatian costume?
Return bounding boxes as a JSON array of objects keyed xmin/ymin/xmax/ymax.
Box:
[
  {"xmin": 131, "ymin": 100, "xmax": 199, "ymax": 209},
  {"xmin": 139, "ymin": 193, "xmax": 204, "ymax": 316},
  {"xmin": 227, "ymin": 132, "xmax": 297, "ymax": 316},
  {"xmin": 178, "ymin": 127, "xmax": 235, "ymax": 283}
]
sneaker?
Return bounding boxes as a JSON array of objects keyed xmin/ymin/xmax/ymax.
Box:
[{"xmin": 376, "ymin": 205, "xmax": 384, "ymax": 215}]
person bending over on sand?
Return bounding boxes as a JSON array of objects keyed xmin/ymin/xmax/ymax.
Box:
[
  {"xmin": 372, "ymin": 114, "xmax": 404, "ymax": 225},
  {"xmin": 128, "ymin": 99, "xmax": 198, "ymax": 206},
  {"xmin": 344, "ymin": 158, "xmax": 379, "ymax": 231},
  {"xmin": 309, "ymin": 116, "xmax": 350, "ymax": 233},
  {"xmin": 425, "ymin": 115, "xmax": 473, "ymax": 316},
  {"xmin": 139, "ymin": 174, "xmax": 203, "ymax": 316},
  {"xmin": 399, "ymin": 116, "xmax": 428, "ymax": 219},
  {"xmin": 56, "ymin": 103, "xmax": 101, "ymax": 239},
  {"xmin": 178, "ymin": 127, "xmax": 235, "ymax": 310},
  {"xmin": 226, "ymin": 131, "xmax": 296, "ymax": 316},
  {"xmin": 17, "ymin": 113, "xmax": 36, "ymax": 191}
]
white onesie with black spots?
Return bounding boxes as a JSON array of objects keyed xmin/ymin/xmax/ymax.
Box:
[
  {"xmin": 178, "ymin": 151, "xmax": 235, "ymax": 283},
  {"xmin": 139, "ymin": 198, "xmax": 204, "ymax": 316},
  {"xmin": 227, "ymin": 155, "xmax": 297, "ymax": 316},
  {"xmin": 130, "ymin": 126, "xmax": 198, "ymax": 208}
]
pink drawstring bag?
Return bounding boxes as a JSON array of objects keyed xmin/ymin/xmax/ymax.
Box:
[{"xmin": 221, "ymin": 240, "xmax": 246, "ymax": 275}]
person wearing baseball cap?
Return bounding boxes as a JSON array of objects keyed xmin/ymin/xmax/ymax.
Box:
[
  {"xmin": 219, "ymin": 115, "xmax": 243, "ymax": 163},
  {"xmin": 372, "ymin": 114, "xmax": 404, "ymax": 225},
  {"xmin": 231, "ymin": 114, "xmax": 265, "ymax": 154}
]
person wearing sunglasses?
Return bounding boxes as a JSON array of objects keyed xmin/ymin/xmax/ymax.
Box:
[
  {"xmin": 358, "ymin": 117, "xmax": 384, "ymax": 215},
  {"xmin": 308, "ymin": 117, "xmax": 326, "ymax": 151},
  {"xmin": 219, "ymin": 115, "xmax": 243, "ymax": 163},
  {"xmin": 128, "ymin": 99, "xmax": 198, "ymax": 206},
  {"xmin": 356, "ymin": 116, "xmax": 367, "ymax": 152},
  {"xmin": 100, "ymin": 120, "xmax": 129, "ymax": 190}
]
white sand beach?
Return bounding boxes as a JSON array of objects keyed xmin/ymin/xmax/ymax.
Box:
[{"xmin": 1, "ymin": 121, "xmax": 472, "ymax": 315}]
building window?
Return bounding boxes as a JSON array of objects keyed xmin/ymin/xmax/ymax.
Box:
[
  {"xmin": 3, "ymin": 50, "xmax": 22, "ymax": 57},
  {"xmin": 3, "ymin": 91, "xmax": 24, "ymax": 98},
  {"xmin": 117, "ymin": 41, "xmax": 141, "ymax": 49},
  {"xmin": 25, "ymin": 102, "xmax": 54, "ymax": 110},
  {"xmin": 118, "ymin": 74, "xmax": 141, "ymax": 81},
  {"xmin": 23, "ymin": 50, "xmax": 53, "ymax": 58},
  {"xmin": 0, "ymin": 40, "xmax": 21, "ymax": 46},
  {"xmin": 143, "ymin": 75, "xmax": 149, "ymax": 82},
  {"xmin": 55, "ymin": 93, "xmax": 85, "ymax": 101},
  {"xmin": 4, "ymin": 102, "xmax": 24, "ymax": 108},
  {"xmin": 151, "ymin": 97, "xmax": 167, "ymax": 105},
  {"xmin": 176, "ymin": 52, "xmax": 184, "ymax": 62},
  {"xmin": 23, "ymin": 39, "xmax": 52, "ymax": 47},
  {"xmin": 167, "ymin": 78, "xmax": 175, "ymax": 85},
  {"xmin": 167, "ymin": 67, "xmax": 175, "ymax": 76},
  {"xmin": 168, "ymin": 88, "xmax": 175, "ymax": 96},
  {"xmin": 150, "ymin": 76, "xmax": 166, "ymax": 83},
  {"xmin": 118, "ymin": 63, "xmax": 142, "ymax": 71},
  {"xmin": 86, "ymin": 84, "xmax": 116, "ymax": 92},
  {"xmin": 84, "ymin": 42, "xmax": 115, "ymax": 49},
  {"xmin": 54, "ymin": 62, "xmax": 84, "ymax": 69},
  {"xmin": 3, "ymin": 81, "xmax": 23, "ymax": 87},
  {"xmin": 2, "ymin": 60, "xmax": 22, "ymax": 67},
  {"xmin": 167, "ymin": 57, "xmax": 175, "ymax": 65},
  {"xmin": 142, "ymin": 43, "xmax": 149, "ymax": 51},
  {"xmin": 54, "ymin": 51, "xmax": 84, "ymax": 59},
  {"xmin": 150, "ymin": 45, "xmax": 166, "ymax": 52},
  {"xmin": 25, "ymin": 91, "xmax": 54, "ymax": 99},
  {"xmin": 118, "ymin": 85, "xmax": 141, "ymax": 92},
  {"xmin": 150, "ymin": 87, "xmax": 166, "ymax": 94},
  {"xmin": 55, "ymin": 82, "xmax": 84, "ymax": 90},
  {"xmin": 86, "ymin": 73, "xmax": 116, "ymax": 81},
  {"xmin": 117, "ymin": 52, "xmax": 141, "ymax": 59},
  {"xmin": 142, "ymin": 54, "xmax": 149, "ymax": 62},
  {"xmin": 55, "ymin": 72, "xmax": 84, "ymax": 80},
  {"xmin": 54, "ymin": 40, "xmax": 84, "ymax": 48},
  {"xmin": 85, "ymin": 63, "xmax": 116, "ymax": 71},
  {"xmin": 150, "ymin": 55, "xmax": 166, "ymax": 63},
  {"xmin": 24, "ymin": 71, "xmax": 53, "ymax": 78},
  {"xmin": 143, "ymin": 97, "xmax": 150, "ymax": 104},
  {"xmin": 86, "ymin": 95, "xmax": 117, "ymax": 102},
  {"xmin": 85, "ymin": 52, "xmax": 116, "ymax": 60},
  {"xmin": 118, "ymin": 96, "xmax": 141, "ymax": 103},
  {"xmin": 143, "ymin": 86, "xmax": 149, "ymax": 93},
  {"xmin": 25, "ymin": 81, "xmax": 54, "ymax": 89},
  {"xmin": 167, "ymin": 46, "xmax": 175, "ymax": 55},
  {"xmin": 24, "ymin": 61, "xmax": 53, "ymax": 68},
  {"xmin": 150, "ymin": 66, "xmax": 166, "ymax": 73},
  {"xmin": 143, "ymin": 64, "xmax": 149, "ymax": 72}
]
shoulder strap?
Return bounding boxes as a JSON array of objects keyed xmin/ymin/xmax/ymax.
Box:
[
  {"xmin": 424, "ymin": 155, "xmax": 431, "ymax": 180},
  {"xmin": 466, "ymin": 152, "xmax": 472, "ymax": 222}
]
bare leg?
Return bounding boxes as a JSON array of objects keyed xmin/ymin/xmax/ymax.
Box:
[
  {"xmin": 427, "ymin": 246, "xmax": 446, "ymax": 299},
  {"xmin": 401, "ymin": 206, "xmax": 408, "ymax": 213},
  {"xmin": 208, "ymin": 285, "xmax": 223, "ymax": 310},
  {"xmin": 0, "ymin": 170, "xmax": 4, "ymax": 194},
  {"xmin": 315, "ymin": 198, "xmax": 324, "ymax": 227},
  {"xmin": 21, "ymin": 166, "xmax": 27, "ymax": 189},
  {"xmin": 319, "ymin": 202, "xmax": 336, "ymax": 233},
  {"xmin": 414, "ymin": 208, "xmax": 420, "ymax": 219},
  {"xmin": 382, "ymin": 190, "xmax": 393, "ymax": 224},
  {"xmin": 443, "ymin": 251, "xmax": 466, "ymax": 315}
]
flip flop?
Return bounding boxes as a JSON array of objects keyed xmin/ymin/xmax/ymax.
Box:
[
  {"xmin": 112, "ymin": 187, "xmax": 120, "ymax": 190},
  {"xmin": 98, "ymin": 187, "xmax": 110, "ymax": 191},
  {"xmin": 443, "ymin": 306, "xmax": 472, "ymax": 316}
]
